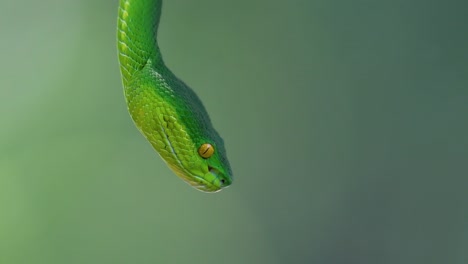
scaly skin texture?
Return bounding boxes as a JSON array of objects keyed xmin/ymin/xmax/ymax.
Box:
[{"xmin": 117, "ymin": 0, "xmax": 232, "ymax": 192}]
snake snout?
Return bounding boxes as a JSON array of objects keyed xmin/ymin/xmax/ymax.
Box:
[{"xmin": 208, "ymin": 166, "xmax": 232, "ymax": 188}]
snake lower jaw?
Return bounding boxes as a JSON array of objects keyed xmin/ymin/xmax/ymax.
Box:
[
  {"xmin": 190, "ymin": 171, "xmax": 231, "ymax": 193},
  {"xmin": 168, "ymin": 163, "xmax": 230, "ymax": 193}
]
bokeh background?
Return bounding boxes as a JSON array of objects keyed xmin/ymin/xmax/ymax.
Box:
[{"xmin": 1, "ymin": 0, "xmax": 467, "ymax": 263}]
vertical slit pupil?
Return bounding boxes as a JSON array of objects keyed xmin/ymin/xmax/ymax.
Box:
[
  {"xmin": 199, "ymin": 144, "xmax": 214, "ymax": 158},
  {"xmin": 202, "ymin": 145, "xmax": 211, "ymax": 154}
]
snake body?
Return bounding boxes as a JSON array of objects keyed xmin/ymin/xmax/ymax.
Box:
[{"xmin": 117, "ymin": 0, "xmax": 232, "ymax": 192}]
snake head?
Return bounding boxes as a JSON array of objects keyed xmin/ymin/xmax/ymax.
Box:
[{"xmin": 125, "ymin": 66, "xmax": 233, "ymax": 193}]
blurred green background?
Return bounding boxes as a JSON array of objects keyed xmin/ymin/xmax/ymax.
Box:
[{"xmin": 1, "ymin": 0, "xmax": 467, "ymax": 263}]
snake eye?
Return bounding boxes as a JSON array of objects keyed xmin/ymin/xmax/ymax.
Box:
[{"xmin": 198, "ymin": 143, "xmax": 214, "ymax": 158}]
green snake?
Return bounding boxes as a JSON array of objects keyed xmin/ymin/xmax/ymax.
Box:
[{"xmin": 117, "ymin": 0, "xmax": 232, "ymax": 192}]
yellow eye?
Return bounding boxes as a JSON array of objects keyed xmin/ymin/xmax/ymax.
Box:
[{"xmin": 198, "ymin": 143, "xmax": 214, "ymax": 158}]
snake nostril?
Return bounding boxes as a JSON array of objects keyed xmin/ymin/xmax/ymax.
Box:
[{"xmin": 208, "ymin": 166, "xmax": 228, "ymax": 187}]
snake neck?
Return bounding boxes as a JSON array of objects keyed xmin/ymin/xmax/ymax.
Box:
[{"xmin": 117, "ymin": 0, "xmax": 164, "ymax": 86}]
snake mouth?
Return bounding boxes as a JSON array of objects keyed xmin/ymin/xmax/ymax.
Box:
[
  {"xmin": 191, "ymin": 176, "xmax": 221, "ymax": 193},
  {"xmin": 167, "ymin": 159, "xmax": 229, "ymax": 192},
  {"xmin": 187, "ymin": 166, "xmax": 229, "ymax": 193}
]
